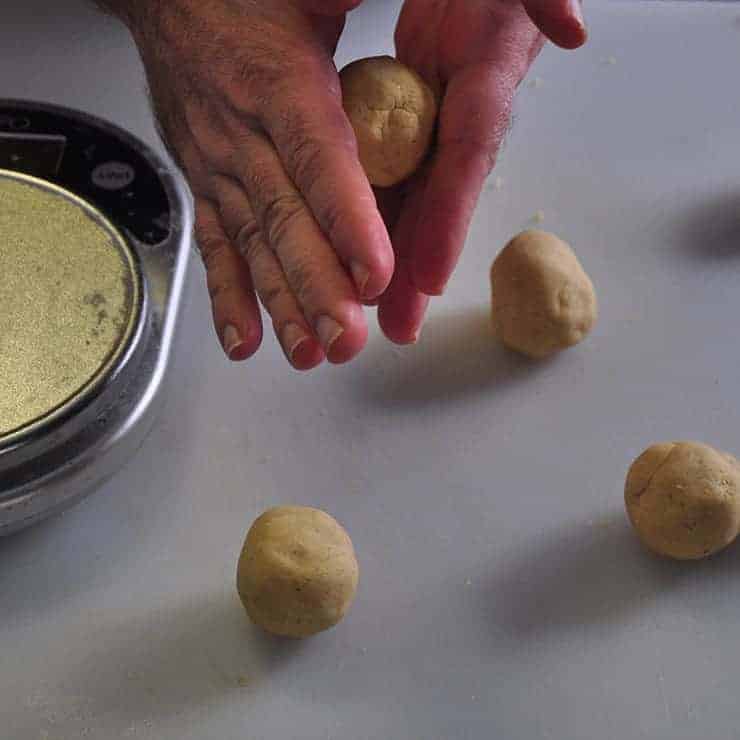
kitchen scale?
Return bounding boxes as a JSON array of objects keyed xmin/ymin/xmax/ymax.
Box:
[{"xmin": 0, "ymin": 100, "xmax": 192, "ymax": 535}]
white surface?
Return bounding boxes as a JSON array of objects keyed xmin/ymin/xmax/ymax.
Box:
[{"xmin": 3, "ymin": 2, "xmax": 740, "ymax": 739}]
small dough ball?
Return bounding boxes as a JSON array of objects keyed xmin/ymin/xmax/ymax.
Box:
[
  {"xmin": 237, "ymin": 506, "xmax": 359, "ymax": 638},
  {"xmin": 490, "ymin": 230, "xmax": 598, "ymax": 359},
  {"xmin": 625, "ymin": 441, "xmax": 740, "ymax": 560},
  {"xmin": 340, "ymin": 56, "xmax": 437, "ymax": 187}
]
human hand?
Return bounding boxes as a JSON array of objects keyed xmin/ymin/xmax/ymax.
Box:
[
  {"xmin": 115, "ymin": 0, "xmax": 394, "ymax": 368},
  {"xmin": 377, "ymin": 0, "xmax": 587, "ymax": 344}
]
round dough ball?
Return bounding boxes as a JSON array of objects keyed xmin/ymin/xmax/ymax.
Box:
[
  {"xmin": 340, "ymin": 56, "xmax": 437, "ymax": 187},
  {"xmin": 490, "ymin": 230, "xmax": 598, "ymax": 359},
  {"xmin": 237, "ymin": 506, "xmax": 359, "ymax": 638},
  {"xmin": 625, "ymin": 441, "xmax": 740, "ymax": 560}
]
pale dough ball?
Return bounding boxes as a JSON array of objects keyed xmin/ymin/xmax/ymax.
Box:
[
  {"xmin": 490, "ymin": 230, "xmax": 598, "ymax": 359},
  {"xmin": 340, "ymin": 56, "xmax": 437, "ymax": 187},
  {"xmin": 625, "ymin": 441, "xmax": 740, "ymax": 560},
  {"xmin": 237, "ymin": 506, "xmax": 359, "ymax": 638}
]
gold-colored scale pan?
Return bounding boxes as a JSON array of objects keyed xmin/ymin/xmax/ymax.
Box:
[{"xmin": 0, "ymin": 170, "xmax": 141, "ymax": 447}]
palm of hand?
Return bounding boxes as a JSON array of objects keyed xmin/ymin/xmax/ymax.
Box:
[
  {"xmin": 375, "ymin": 0, "xmax": 546, "ymax": 344},
  {"xmin": 398, "ymin": 0, "xmax": 541, "ymax": 81}
]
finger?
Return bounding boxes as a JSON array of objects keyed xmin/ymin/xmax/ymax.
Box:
[
  {"xmin": 377, "ymin": 184, "xmax": 430, "ymax": 345},
  {"xmin": 193, "ymin": 197, "xmax": 263, "ymax": 361},
  {"xmin": 212, "ymin": 176, "xmax": 325, "ymax": 371},
  {"xmin": 180, "ymin": 73, "xmax": 369, "ymax": 362},
  {"xmin": 258, "ymin": 63, "xmax": 395, "ymax": 300},
  {"xmin": 521, "ymin": 0, "xmax": 587, "ymax": 49},
  {"xmin": 229, "ymin": 129, "xmax": 368, "ymax": 364},
  {"xmin": 362, "ymin": 188, "xmax": 398, "ymax": 309},
  {"xmin": 407, "ymin": 65, "xmax": 516, "ymax": 296},
  {"xmin": 378, "ymin": 260, "xmax": 430, "ymax": 346}
]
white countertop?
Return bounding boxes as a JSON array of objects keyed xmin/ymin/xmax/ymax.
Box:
[{"xmin": 3, "ymin": 2, "xmax": 740, "ymax": 738}]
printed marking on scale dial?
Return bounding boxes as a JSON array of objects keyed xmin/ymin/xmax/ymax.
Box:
[{"xmin": 91, "ymin": 161, "xmax": 136, "ymax": 191}]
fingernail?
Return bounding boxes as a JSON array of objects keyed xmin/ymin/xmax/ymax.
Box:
[
  {"xmin": 281, "ymin": 322, "xmax": 310, "ymax": 364},
  {"xmin": 223, "ymin": 324, "xmax": 244, "ymax": 359},
  {"xmin": 315, "ymin": 315, "xmax": 344, "ymax": 353},
  {"xmin": 350, "ymin": 260, "xmax": 371, "ymax": 298}
]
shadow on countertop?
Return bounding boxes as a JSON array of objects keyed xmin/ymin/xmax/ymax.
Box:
[
  {"xmin": 485, "ymin": 511, "xmax": 740, "ymax": 640},
  {"xmin": 54, "ymin": 592, "xmax": 309, "ymax": 726},
  {"xmin": 355, "ymin": 306, "xmax": 555, "ymax": 408},
  {"xmin": 671, "ymin": 189, "xmax": 740, "ymax": 263}
]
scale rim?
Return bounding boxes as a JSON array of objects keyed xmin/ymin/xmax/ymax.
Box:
[
  {"xmin": 0, "ymin": 98, "xmax": 193, "ymax": 534},
  {"xmin": 0, "ymin": 168, "xmax": 145, "ymax": 452}
]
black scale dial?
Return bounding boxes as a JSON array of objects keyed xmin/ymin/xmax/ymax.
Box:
[{"xmin": 0, "ymin": 104, "xmax": 171, "ymax": 246}]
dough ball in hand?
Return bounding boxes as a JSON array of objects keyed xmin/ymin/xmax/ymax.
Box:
[
  {"xmin": 490, "ymin": 230, "xmax": 598, "ymax": 359},
  {"xmin": 625, "ymin": 441, "xmax": 740, "ymax": 560},
  {"xmin": 237, "ymin": 506, "xmax": 359, "ymax": 638},
  {"xmin": 340, "ymin": 56, "xmax": 437, "ymax": 187}
]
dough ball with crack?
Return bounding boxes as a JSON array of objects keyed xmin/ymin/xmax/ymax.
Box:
[
  {"xmin": 625, "ymin": 441, "xmax": 740, "ymax": 560},
  {"xmin": 490, "ymin": 230, "xmax": 598, "ymax": 359},
  {"xmin": 340, "ymin": 56, "xmax": 437, "ymax": 187},
  {"xmin": 237, "ymin": 506, "xmax": 359, "ymax": 638}
]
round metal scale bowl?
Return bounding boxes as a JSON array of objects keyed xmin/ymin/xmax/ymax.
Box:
[
  {"xmin": 0, "ymin": 172, "xmax": 144, "ymax": 450},
  {"xmin": 0, "ymin": 101, "xmax": 192, "ymax": 535}
]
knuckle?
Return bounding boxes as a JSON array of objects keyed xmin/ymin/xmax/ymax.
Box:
[
  {"xmin": 242, "ymin": 164, "xmax": 268, "ymax": 201},
  {"xmin": 289, "ymin": 136, "xmax": 324, "ymax": 194},
  {"xmin": 261, "ymin": 282, "xmax": 289, "ymax": 313},
  {"xmin": 261, "ymin": 193, "xmax": 305, "ymax": 247},
  {"xmin": 234, "ymin": 220, "xmax": 263, "ymax": 261},
  {"xmin": 317, "ymin": 197, "xmax": 345, "ymax": 245},
  {"xmin": 207, "ymin": 277, "xmax": 235, "ymax": 302},
  {"xmin": 280, "ymin": 134, "xmax": 351, "ymax": 243},
  {"xmin": 283, "ymin": 255, "xmax": 317, "ymax": 303},
  {"xmin": 196, "ymin": 231, "xmax": 230, "ymax": 273}
]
